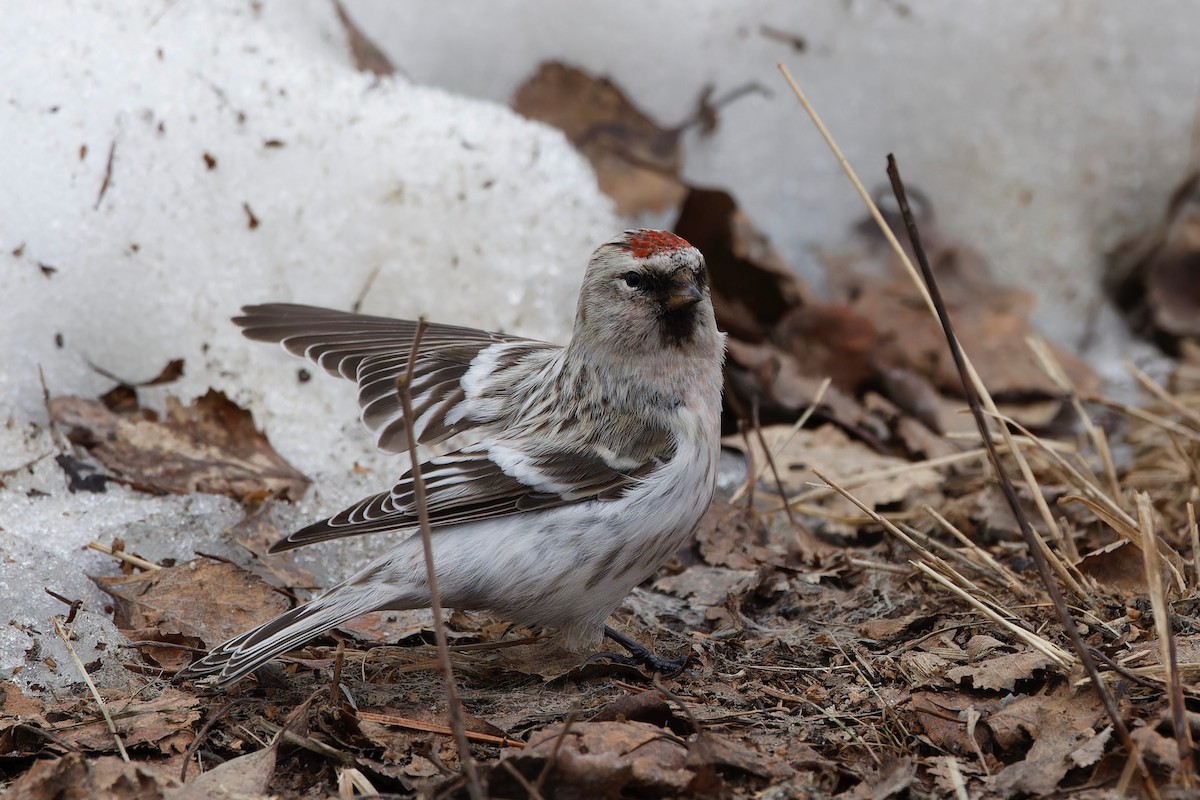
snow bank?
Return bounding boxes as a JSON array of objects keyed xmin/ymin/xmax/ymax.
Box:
[
  {"xmin": 342, "ymin": 0, "xmax": 1200, "ymax": 378},
  {"xmin": 0, "ymin": 0, "xmax": 619, "ymax": 691}
]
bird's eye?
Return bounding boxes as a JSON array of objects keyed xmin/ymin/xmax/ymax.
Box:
[{"xmin": 623, "ymin": 271, "xmax": 643, "ymax": 289}]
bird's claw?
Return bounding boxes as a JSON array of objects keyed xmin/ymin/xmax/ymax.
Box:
[{"xmin": 592, "ymin": 625, "xmax": 690, "ymax": 676}]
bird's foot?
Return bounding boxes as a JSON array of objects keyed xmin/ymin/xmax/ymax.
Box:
[{"xmin": 583, "ymin": 626, "xmax": 689, "ymax": 677}]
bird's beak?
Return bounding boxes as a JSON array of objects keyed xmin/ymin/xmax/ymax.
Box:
[{"xmin": 664, "ymin": 283, "xmax": 703, "ymax": 311}]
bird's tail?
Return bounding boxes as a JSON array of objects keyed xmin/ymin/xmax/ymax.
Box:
[{"xmin": 176, "ymin": 583, "xmax": 390, "ymax": 687}]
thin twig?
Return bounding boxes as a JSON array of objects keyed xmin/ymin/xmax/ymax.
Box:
[
  {"xmin": 750, "ymin": 396, "xmax": 799, "ymax": 528},
  {"xmin": 395, "ymin": 319, "xmax": 484, "ymax": 800},
  {"xmin": 330, "ymin": 639, "xmax": 345, "ymax": 708},
  {"xmin": 1189, "ymin": 504, "xmax": 1200, "ymax": 593},
  {"xmin": 51, "ymin": 614, "xmax": 129, "ymax": 761},
  {"xmin": 880, "ymin": 153, "xmax": 1131, "ymax": 751},
  {"xmin": 1138, "ymin": 494, "xmax": 1194, "ymax": 786},
  {"xmin": 729, "ymin": 375, "xmax": 830, "ymax": 504},
  {"xmin": 1027, "ymin": 336, "xmax": 1122, "ymax": 501},
  {"xmin": 356, "ymin": 710, "xmax": 525, "ymax": 748},
  {"xmin": 534, "ymin": 709, "xmax": 578, "ymax": 796},
  {"xmin": 87, "ymin": 541, "xmax": 161, "ymax": 571},
  {"xmin": 181, "ymin": 698, "xmax": 252, "ymax": 781}
]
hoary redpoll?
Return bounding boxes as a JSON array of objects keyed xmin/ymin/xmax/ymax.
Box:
[{"xmin": 178, "ymin": 229, "xmax": 726, "ymax": 686}]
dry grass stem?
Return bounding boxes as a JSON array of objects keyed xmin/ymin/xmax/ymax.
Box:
[
  {"xmin": 730, "ymin": 376, "xmax": 831, "ymax": 504},
  {"xmin": 87, "ymin": 541, "xmax": 160, "ymax": 571},
  {"xmin": 1189, "ymin": 503, "xmax": 1200, "ymax": 592},
  {"xmin": 396, "ymin": 318, "xmax": 483, "ymax": 800},
  {"xmin": 51, "ymin": 614, "xmax": 129, "ymax": 761},
  {"xmin": 1127, "ymin": 360, "xmax": 1200, "ymax": 431},
  {"xmin": 1027, "ymin": 336, "xmax": 1121, "ymax": 499},
  {"xmin": 924, "ymin": 506, "xmax": 1029, "ymax": 598},
  {"xmin": 1138, "ymin": 493, "xmax": 1195, "ymax": 785},
  {"xmin": 356, "ymin": 711, "xmax": 526, "ymax": 748},
  {"xmin": 1090, "ymin": 395, "xmax": 1200, "ymax": 445},
  {"xmin": 778, "ymin": 447, "xmax": 989, "ymax": 512}
]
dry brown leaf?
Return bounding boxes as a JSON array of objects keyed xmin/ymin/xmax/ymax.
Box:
[
  {"xmin": 230, "ymin": 513, "xmax": 319, "ymax": 590},
  {"xmin": 836, "ymin": 758, "xmax": 916, "ymax": 800},
  {"xmin": 910, "ymin": 691, "xmax": 999, "ymax": 757},
  {"xmin": 854, "ymin": 612, "xmax": 933, "ymax": 642},
  {"xmin": 1107, "ymin": 172, "xmax": 1200, "ymax": 347},
  {"xmin": 739, "ymin": 424, "xmax": 943, "ymax": 514},
  {"xmin": 50, "ymin": 390, "xmax": 310, "ymax": 501},
  {"xmin": 654, "ymin": 566, "xmax": 758, "ymax": 608},
  {"xmin": 168, "ymin": 741, "xmax": 278, "ymax": 800},
  {"xmin": 512, "ymin": 62, "xmax": 685, "ymax": 215},
  {"xmin": 97, "ymin": 558, "xmax": 290, "ymax": 656},
  {"xmin": 59, "ymin": 687, "xmax": 199, "ymax": 754},
  {"xmin": 4, "ymin": 752, "xmax": 179, "ymax": 800},
  {"xmin": 988, "ymin": 702, "xmax": 1108, "ymax": 796},
  {"xmin": 1076, "ymin": 539, "xmax": 1149, "ymax": 594},
  {"xmin": 945, "ymin": 650, "xmax": 1056, "ymax": 692},
  {"xmin": 499, "ymin": 720, "xmax": 693, "ymax": 796},
  {"xmin": 0, "ymin": 680, "xmax": 52, "ymax": 756},
  {"xmin": 673, "ymin": 188, "xmax": 815, "ymax": 343}
]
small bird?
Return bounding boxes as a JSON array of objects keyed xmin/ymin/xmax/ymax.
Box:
[{"xmin": 178, "ymin": 229, "xmax": 726, "ymax": 686}]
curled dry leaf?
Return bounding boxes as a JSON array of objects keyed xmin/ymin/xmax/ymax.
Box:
[
  {"xmin": 170, "ymin": 742, "xmax": 278, "ymax": 800},
  {"xmin": 3, "ymin": 752, "xmax": 180, "ymax": 800},
  {"xmin": 987, "ymin": 700, "xmax": 1110, "ymax": 797},
  {"xmin": 945, "ymin": 650, "xmax": 1057, "ymax": 692},
  {"xmin": 50, "ymin": 389, "xmax": 310, "ymax": 501},
  {"xmin": 512, "ymin": 61, "xmax": 686, "ymax": 215},
  {"xmin": 674, "ymin": 188, "xmax": 814, "ymax": 343},
  {"xmin": 1107, "ymin": 172, "xmax": 1200, "ymax": 348},
  {"xmin": 97, "ymin": 558, "xmax": 290, "ymax": 669},
  {"xmin": 61, "ymin": 687, "xmax": 200, "ymax": 754}
]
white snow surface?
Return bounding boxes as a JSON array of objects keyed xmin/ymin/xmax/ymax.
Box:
[
  {"xmin": 343, "ymin": 0, "xmax": 1200, "ymax": 382},
  {"xmin": 0, "ymin": 0, "xmax": 619, "ymax": 691}
]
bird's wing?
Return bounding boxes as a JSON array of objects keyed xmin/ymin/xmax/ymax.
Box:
[
  {"xmin": 234, "ymin": 303, "xmax": 555, "ymax": 452},
  {"xmin": 268, "ymin": 437, "xmax": 674, "ymax": 552}
]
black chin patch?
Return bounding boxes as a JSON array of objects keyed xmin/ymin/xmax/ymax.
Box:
[{"xmin": 656, "ymin": 304, "xmax": 698, "ymax": 346}]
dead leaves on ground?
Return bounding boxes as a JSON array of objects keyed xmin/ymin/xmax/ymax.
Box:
[{"xmin": 50, "ymin": 387, "xmax": 309, "ymax": 501}]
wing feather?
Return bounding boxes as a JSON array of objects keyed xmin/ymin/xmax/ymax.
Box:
[
  {"xmin": 268, "ymin": 440, "xmax": 672, "ymax": 553},
  {"xmin": 234, "ymin": 303, "xmax": 555, "ymax": 451}
]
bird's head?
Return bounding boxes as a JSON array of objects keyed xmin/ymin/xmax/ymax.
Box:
[{"xmin": 573, "ymin": 229, "xmax": 719, "ymax": 356}]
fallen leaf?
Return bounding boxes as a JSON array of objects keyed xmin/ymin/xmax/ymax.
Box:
[
  {"xmin": 654, "ymin": 565, "xmax": 758, "ymax": 607},
  {"xmin": 945, "ymin": 650, "xmax": 1057, "ymax": 692},
  {"xmin": 231, "ymin": 513, "xmax": 319, "ymax": 590},
  {"xmin": 988, "ymin": 704, "xmax": 1106, "ymax": 796},
  {"xmin": 58, "ymin": 687, "xmax": 199, "ymax": 754},
  {"xmin": 97, "ymin": 558, "xmax": 290, "ymax": 661},
  {"xmin": 512, "ymin": 62, "xmax": 685, "ymax": 215},
  {"xmin": 168, "ymin": 741, "xmax": 277, "ymax": 800},
  {"xmin": 1107, "ymin": 172, "xmax": 1200, "ymax": 348},
  {"xmin": 1077, "ymin": 539, "xmax": 1150, "ymax": 594},
  {"xmin": 836, "ymin": 757, "xmax": 916, "ymax": 800},
  {"xmin": 910, "ymin": 691, "xmax": 999, "ymax": 756},
  {"xmin": 50, "ymin": 390, "xmax": 310, "ymax": 501},
  {"xmin": 674, "ymin": 188, "xmax": 814, "ymax": 343},
  {"xmin": 4, "ymin": 752, "xmax": 179, "ymax": 799}
]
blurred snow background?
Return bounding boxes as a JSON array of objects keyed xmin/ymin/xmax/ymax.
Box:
[
  {"xmin": 0, "ymin": 0, "xmax": 618, "ymax": 691},
  {"xmin": 2, "ymin": 0, "xmax": 1198, "ymax": 691}
]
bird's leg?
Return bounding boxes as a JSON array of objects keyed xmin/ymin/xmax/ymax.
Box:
[{"xmin": 583, "ymin": 625, "xmax": 689, "ymax": 676}]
